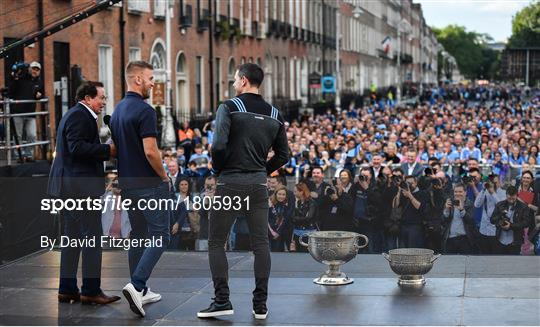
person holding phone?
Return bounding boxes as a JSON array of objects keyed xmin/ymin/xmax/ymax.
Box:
[{"xmin": 442, "ymin": 183, "xmax": 475, "ymax": 254}]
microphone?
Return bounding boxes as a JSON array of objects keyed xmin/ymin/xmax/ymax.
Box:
[{"xmin": 103, "ymin": 114, "xmax": 111, "ymax": 128}]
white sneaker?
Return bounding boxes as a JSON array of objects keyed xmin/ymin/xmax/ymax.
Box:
[
  {"xmin": 142, "ymin": 288, "xmax": 162, "ymax": 305},
  {"xmin": 252, "ymin": 304, "xmax": 268, "ymax": 320},
  {"xmin": 122, "ymin": 283, "xmax": 145, "ymax": 317}
]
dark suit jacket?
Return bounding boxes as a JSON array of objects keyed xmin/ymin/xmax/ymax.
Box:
[
  {"xmin": 47, "ymin": 103, "xmax": 110, "ymax": 198},
  {"xmin": 400, "ymin": 163, "xmax": 424, "ymax": 177}
]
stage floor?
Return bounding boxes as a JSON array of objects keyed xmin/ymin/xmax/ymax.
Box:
[{"xmin": 0, "ymin": 250, "xmax": 539, "ymax": 326}]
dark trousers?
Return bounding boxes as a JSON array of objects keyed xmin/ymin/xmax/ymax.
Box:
[
  {"xmin": 357, "ymin": 221, "xmax": 384, "ymax": 254},
  {"xmin": 384, "ymin": 232, "xmax": 399, "ymax": 251},
  {"xmin": 425, "ymin": 228, "xmax": 442, "ymax": 253},
  {"xmin": 399, "ymin": 224, "xmax": 425, "ymax": 248},
  {"xmin": 124, "ymin": 182, "xmax": 171, "ymax": 291},
  {"xmin": 495, "ymin": 242, "xmax": 521, "ymax": 255},
  {"xmin": 477, "ymin": 234, "xmax": 498, "ymax": 255},
  {"xmin": 269, "ymin": 236, "xmax": 285, "ymax": 252},
  {"xmin": 445, "ymin": 235, "xmax": 473, "ymax": 254},
  {"xmin": 59, "ymin": 208, "xmax": 102, "ymax": 296},
  {"xmin": 208, "ymin": 183, "xmax": 270, "ymax": 305}
]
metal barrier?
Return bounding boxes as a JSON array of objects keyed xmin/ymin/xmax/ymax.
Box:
[
  {"xmin": 287, "ymin": 162, "xmax": 540, "ymax": 187},
  {"xmin": 0, "ymin": 97, "xmax": 51, "ymax": 165}
]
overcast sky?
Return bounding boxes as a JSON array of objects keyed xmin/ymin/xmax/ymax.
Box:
[{"xmin": 415, "ymin": 0, "xmax": 532, "ymax": 42}]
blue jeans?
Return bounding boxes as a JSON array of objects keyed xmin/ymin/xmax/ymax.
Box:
[
  {"xmin": 123, "ymin": 182, "xmax": 171, "ymax": 291},
  {"xmin": 59, "ymin": 208, "xmax": 102, "ymax": 296}
]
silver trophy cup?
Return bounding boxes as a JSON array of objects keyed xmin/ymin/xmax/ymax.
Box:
[
  {"xmin": 299, "ymin": 231, "xmax": 369, "ymax": 285},
  {"xmin": 382, "ymin": 248, "xmax": 441, "ymax": 286}
]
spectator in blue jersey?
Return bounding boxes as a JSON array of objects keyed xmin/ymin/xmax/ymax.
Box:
[{"xmin": 460, "ymin": 137, "xmax": 482, "ymax": 161}]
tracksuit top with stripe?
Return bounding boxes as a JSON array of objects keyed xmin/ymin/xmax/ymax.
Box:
[{"xmin": 211, "ymin": 93, "xmax": 289, "ymax": 184}]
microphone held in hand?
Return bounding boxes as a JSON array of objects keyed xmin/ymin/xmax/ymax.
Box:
[{"xmin": 103, "ymin": 114, "xmax": 111, "ymax": 127}]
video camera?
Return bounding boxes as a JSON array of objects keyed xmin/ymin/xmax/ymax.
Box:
[{"xmin": 11, "ymin": 62, "xmax": 30, "ymax": 79}]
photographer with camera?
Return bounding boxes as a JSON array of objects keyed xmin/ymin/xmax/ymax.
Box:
[
  {"xmin": 384, "ymin": 168, "xmax": 404, "ymax": 250},
  {"xmin": 9, "ymin": 61, "xmax": 43, "ymax": 160},
  {"xmin": 319, "ymin": 169, "xmax": 354, "ymax": 232},
  {"xmin": 490, "ymin": 186, "xmax": 532, "ymax": 255},
  {"xmin": 442, "ymin": 184, "xmax": 475, "ymax": 254},
  {"xmin": 474, "ymin": 174, "xmax": 506, "ymax": 254},
  {"xmin": 423, "ymin": 172, "xmax": 447, "ymax": 252},
  {"xmin": 393, "ymin": 175, "xmax": 428, "ymax": 248},
  {"xmin": 463, "ymin": 167, "xmax": 484, "ymax": 230},
  {"xmin": 352, "ymin": 167, "xmax": 384, "ymax": 253}
]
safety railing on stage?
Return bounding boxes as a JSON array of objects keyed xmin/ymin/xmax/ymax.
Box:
[{"xmin": 0, "ymin": 97, "xmax": 51, "ymax": 165}]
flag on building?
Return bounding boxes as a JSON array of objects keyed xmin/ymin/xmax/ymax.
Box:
[{"xmin": 381, "ymin": 36, "xmax": 391, "ymax": 54}]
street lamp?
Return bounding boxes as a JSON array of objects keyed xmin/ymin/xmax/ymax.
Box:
[
  {"xmin": 336, "ymin": 5, "xmax": 363, "ymax": 113},
  {"xmin": 395, "ymin": 18, "xmax": 412, "ymax": 103}
]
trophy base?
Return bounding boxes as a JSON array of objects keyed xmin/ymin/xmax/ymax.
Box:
[
  {"xmin": 313, "ymin": 269, "xmax": 353, "ymax": 286},
  {"xmin": 398, "ymin": 275, "xmax": 425, "ymax": 286}
]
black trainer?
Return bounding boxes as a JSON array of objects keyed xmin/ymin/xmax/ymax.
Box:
[
  {"xmin": 197, "ymin": 299, "xmax": 234, "ymax": 318},
  {"xmin": 252, "ymin": 303, "xmax": 268, "ymax": 320}
]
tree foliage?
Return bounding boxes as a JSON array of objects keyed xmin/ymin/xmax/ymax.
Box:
[
  {"xmin": 433, "ymin": 25, "xmax": 499, "ymax": 80},
  {"xmin": 508, "ymin": 1, "xmax": 540, "ymax": 47}
]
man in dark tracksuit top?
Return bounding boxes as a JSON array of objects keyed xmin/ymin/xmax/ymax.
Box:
[{"xmin": 197, "ymin": 63, "xmax": 289, "ymax": 320}]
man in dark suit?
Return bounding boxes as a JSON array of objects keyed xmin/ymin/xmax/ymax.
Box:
[
  {"xmin": 400, "ymin": 150, "xmax": 424, "ymax": 177},
  {"xmin": 48, "ymin": 81, "xmax": 120, "ymax": 305}
]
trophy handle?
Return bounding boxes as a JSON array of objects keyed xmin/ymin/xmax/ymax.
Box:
[
  {"xmin": 355, "ymin": 234, "xmax": 369, "ymax": 249},
  {"xmin": 382, "ymin": 253, "xmax": 391, "ymax": 262},
  {"xmin": 298, "ymin": 234, "xmax": 309, "ymax": 247},
  {"xmin": 430, "ymin": 254, "xmax": 441, "ymax": 263}
]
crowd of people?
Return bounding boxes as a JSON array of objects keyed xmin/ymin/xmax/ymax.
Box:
[{"xmin": 104, "ymin": 83, "xmax": 539, "ymax": 255}]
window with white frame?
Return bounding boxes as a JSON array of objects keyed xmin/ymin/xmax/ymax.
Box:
[
  {"xmin": 128, "ymin": 0, "xmax": 150, "ymax": 13},
  {"xmin": 154, "ymin": 0, "xmax": 166, "ymax": 18},
  {"xmin": 98, "ymin": 45, "xmax": 114, "ymax": 114},
  {"xmin": 289, "ymin": 1, "xmax": 294, "ymax": 26},
  {"xmin": 129, "ymin": 47, "xmax": 141, "ymax": 61},
  {"xmin": 196, "ymin": 56, "xmax": 204, "ymax": 114},
  {"xmin": 227, "ymin": 57, "xmax": 235, "ymax": 98},
  {"xmin": 215, "ymin": 57, "xmax": 221, "ymax": 103}
]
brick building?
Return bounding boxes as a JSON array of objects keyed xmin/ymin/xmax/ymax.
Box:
[{"xmin": 1, "ymin": 0, "xmax": 441, "ymax": 142}]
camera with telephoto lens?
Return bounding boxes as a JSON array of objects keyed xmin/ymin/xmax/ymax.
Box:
[{"xmin": 358, "ymin": 175, "xmax": 367, "ymax": 182}]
